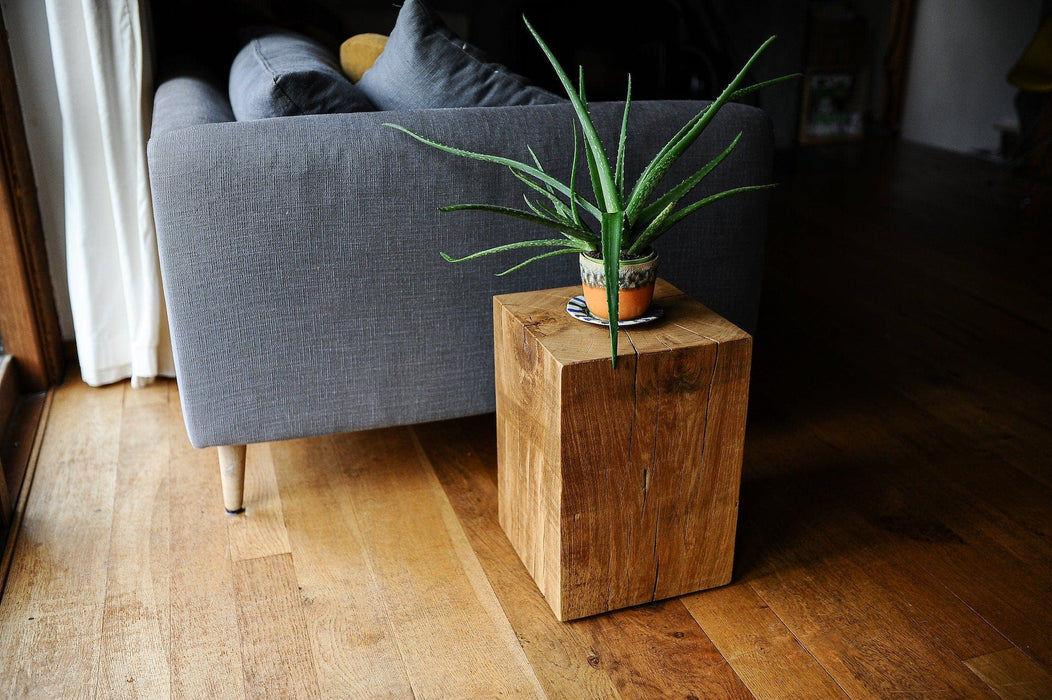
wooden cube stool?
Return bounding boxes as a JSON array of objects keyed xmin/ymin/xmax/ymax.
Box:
[{"xmin": 493, "ymin": 280, "xmax": 752, "ymax": 621}]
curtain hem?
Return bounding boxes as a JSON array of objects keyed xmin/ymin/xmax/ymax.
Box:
[{"xmin": 80, "ymin": 361, "xmax": 176, "ymax": 388}]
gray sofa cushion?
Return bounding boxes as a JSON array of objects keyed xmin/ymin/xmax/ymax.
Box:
[
  {"xmin": 356, "ymin": 0, "xmax": 563, "ymax": 110},
  {"xmin": 153, "ymin": 73, "xmax": 234, "ymax": 137},
  {"xmin": 229, "ymin": 28, "xmax": 375, "ymax": 120}
]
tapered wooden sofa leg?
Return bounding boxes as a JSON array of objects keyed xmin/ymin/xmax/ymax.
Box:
[{"xmin": 217, "ymin": 444, "xmax": 247, "ymax": 515}]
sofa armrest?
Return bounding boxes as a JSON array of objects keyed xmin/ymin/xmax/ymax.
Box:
[{"xmin": 148, "ymin": 100, "xmax": 773, "ymax": 447}]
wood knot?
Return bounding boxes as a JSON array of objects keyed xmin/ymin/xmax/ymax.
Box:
[{"xmin": 521, "ymin": 312, "xmax": 559, "ymax": 338}]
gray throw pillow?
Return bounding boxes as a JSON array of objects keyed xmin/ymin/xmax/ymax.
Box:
[
  {"xmin": 229, "ymin": 29, "xmax": 375, "ymax": 120},
  {"xmin": 355, "ymin": 0, "xmax": 564, "ymax": 110}
]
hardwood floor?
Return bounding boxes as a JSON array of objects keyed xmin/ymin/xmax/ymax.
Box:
[{"xmin": 1, "ymin": 139, "xmax": 1049, "ymax": 697}]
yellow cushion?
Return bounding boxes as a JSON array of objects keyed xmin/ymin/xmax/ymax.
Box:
[
  {"xmin": 1008, "ymin": 17, "xmax": 1052, "ymax": 92},
  {"xmin": 340, "ymin": 33, "xmax": 388, "ymax": 83}
]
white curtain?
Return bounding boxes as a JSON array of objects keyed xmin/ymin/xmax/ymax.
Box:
[{"xmin": 43, "ymin": 0, "xmax": 173, "ymax": 387}]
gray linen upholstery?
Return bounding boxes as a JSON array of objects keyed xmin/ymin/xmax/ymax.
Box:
[
  {"xmin": 149, "ymin": 90, "xmax": 773, "ymax": 448},
  {"xmin": 229, "ymin": 29, "xmax": 374, "ymax": 119},
  {"xmin": 356, "ymin": 0, "xmax": 562, "ymax": 109},
  {"xmin": 152, "ymin": 74, "xmax": 234, "ymax": 136}
]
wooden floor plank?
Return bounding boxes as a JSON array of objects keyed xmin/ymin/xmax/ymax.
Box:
[
  {"xmin": 330, "ymin": 426, "xmax": 545, "ymax": 698},
  {"xmin": 747, "ymin": 332, "xmax": 1052, "ymax": 591},
  {"xmin": 745, "ymin": 323, "xmax": 1052, "ymax": 669},
  {"xmin": 761, "ymin": 252, "xmax": 1052, "ymax": 492},
  {"xmin": 763, "ymin": 199, "xmax": 1052, "ymax": 488},
  {"xmin": 99, "ymin": 380, "xmax": 172, "ymax": 697},
  {"xmin": 747, "ymin": 161, "xmax": 1052, "ymax": 675},
  {"xmin": 575, "ymin": 600, "xmax": 754, "ymax": 699},
  {"xmin": 167, "ymin": 383, "xmax": 247, "ymax": 698},
  {"xmin": 682, "ymin": 583, "xmax": 847, "ymax": 699},
  {"xmin": 414, "ymin": 417, "xmax": 624, "ymax": 699},
  {"xmin": 751, "ymin": 559, "xmax": 998, "ymax": 698},
  {"xmin": 783, "ymin": 196, "xmax": 1052, "ymax": 392},
  {"xmin": 965, "ymin": 647, "xmax": 1052, "ymax": 700},
  {"xmin": 0, "ymin": 372, "xmax": 123, "ymax": 697},
  {"xmin": 732, "ymin": 405, "xmax": 1013, "ymax": 694},
  {"xmin": 226, "ymin": 443, "xmax": 291, "ymax": 562},
  {"xmin": 270, "ymin": 436, "xmax": 414, "ymax": 698},
  {"xmin": 233, "ymin": 553, "xmax": 320, "ymax": 698}
]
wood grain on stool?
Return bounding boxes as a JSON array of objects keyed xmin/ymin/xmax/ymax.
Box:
[{"xmin": 494, "ymin": 279, "xmax": 752, "ymax": 621}]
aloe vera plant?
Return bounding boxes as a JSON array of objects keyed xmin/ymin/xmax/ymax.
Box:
[{"xmin": 385, "ymin": 18, "xmax": 797, "ymax": 366}]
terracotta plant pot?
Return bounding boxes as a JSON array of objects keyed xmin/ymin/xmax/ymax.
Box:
[{"xmin": 579, "ymin": 252, "xmax": 659, "ymax": 321}]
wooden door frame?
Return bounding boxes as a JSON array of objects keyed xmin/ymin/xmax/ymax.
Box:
[
  {"xmin": 0, "ymin": 6, "xmax": 62, "ymax": 550},
  {"xmin": 0, "ymin": 8, "xmax": 63, "ymax": 393},
  {"xmin": 882, "ymin": 0, "xmax": 917, "ymax": 132}
]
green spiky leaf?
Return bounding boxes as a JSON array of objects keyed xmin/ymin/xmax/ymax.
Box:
[
  {"xmin": 627, "ymin": 200, "xmax": 678, "ymax": 256},
  {"xmin": 440, "ymin": 237, "xmax": 588, "ymax": 264},
  {"xmin": 649, "ymin": 183, "xmax": 778, "ymax": 241},
  {"xmin": 601, "ymin": 212, "xmax": 624, "ymax": 367},
  {"xmin": 615, "ymin": 75, "xmax": 632, "ymax": 198},
  {"xmin": 438, "ymin": 203, "xmax": 596, "ymax": 246},
  {"xmin": 631, "ymin": 132, "xmax": 743, "ymax": 230},
  {"xmin": 625, "ymin": 35, "xmax": 777, "ymax": 220},
  {"xmin": 496, "ymin": 247, "xmax": 583, "ymax": 276},
  {"xmin": 384, "ymin": 123, "xmax": 603, "ymax": 221},
  {"xmin": 524, "ymin": 16, "xmax": 621, "ymax": 213}
]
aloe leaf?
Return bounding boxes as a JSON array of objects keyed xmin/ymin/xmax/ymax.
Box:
[
  {"xmin": 524, "ymin": 16, "xmax": 621, "ymax": 212},
  {"xmin": 521, "ymin": 196, "xmax": 574, "ymax": 231},
  {"xmin": 630, "ymin": 45, "xmax": 784, "ymax": 197},
  {"xmin": 623, "ymin": 74, "xmax": 793, "ymax": 207},
  {"xmin": 615, "ymin": 75, "xmax": 632, "ymax": 199},
  {"xmin": 581, "ymin": 130, "xmax": 605, "ymax": 216},
  {"xmin": 625, "ymin": 35, "xmax": 777, "ymax": 219},
  {"xmin": 441, "ymin": 237, "xmax": 587, "ymax": 264},
  {"xmin": 572, "ymin": 67, "xmax": 606, "ymax": 209},
  {"xmin": 626, "ymin": 39, "xmax": 774, "ymax": 219},
  {"xmin": 526, "ymin": 145, "xmax": 549, "ymax": 177},
  {"xmin": 526, "ymin": 146, "xmax": 574, "ymax": 219},
  {"xmin": 627, "ymin": 200, "xmax": 678, "ymax": 255},
  {"xmin": 569, "ymin": 123, "xmax": 583, "ymax": 228},
  {"xmin": 522, "ymin": 194, "xmax": 546, "ymax": 218},
  {"xmin": 652, "ymin": 183, "xmax": 778, "ymax": 237},
  {"xmin": 496, "ymin": 247, "xmax": 584, "ymax": 276},
  {"xmin": 728, "ymin": 73, "xmax": 802, "ymax": 101},
  {"xmin": 527, "ymin": 197, "xmax": 579, "ymax": 233},
  {"xmin": 631, "ymin": 75, "xmax": 789, "ymax": 180},
  {"xmin": 601, "ymin": 211, "xmax": 624, "ymax": 367},
  {"xmin": 637, "ymin": 106, "xmax": 711, "ymax": 190},
  {"xmin": 439, "ymin": 203, "xmax": 596, "ymax": 245},
  {"xmin": 631, "ymin": 132, "xmax": 742, "ymax": 229},
  {"xmin": 384, "ymin": 122, "xmax": 603, "ymax": 221},
  {"xmin": 580, "ymin": 126, "xmax": 616, "ymax": 216},
  {"xmin": 573, "ymin": 72, "xmax": 609, "ymax": 215},
  {"xmin": 510, "ymin": 167, "xmax": 575, "ymax": 223},
  {"xmin": 520, "ymin": 195, "xmax": 568, "ymax": 225}
]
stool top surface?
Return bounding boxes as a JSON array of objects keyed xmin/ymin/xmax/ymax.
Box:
[{"xmin": 494, "ymin": 279, "xmax": 751, "ymax": 365}]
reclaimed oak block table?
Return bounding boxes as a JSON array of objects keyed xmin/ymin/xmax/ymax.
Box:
[{"xmin": 493, "ymin": 279, "xmax": 752, "ymax": 621}]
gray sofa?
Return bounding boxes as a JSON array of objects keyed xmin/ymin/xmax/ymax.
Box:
[{"xmin": 147, "ymin": 74, "xmax": 773, "ymax": 512}]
